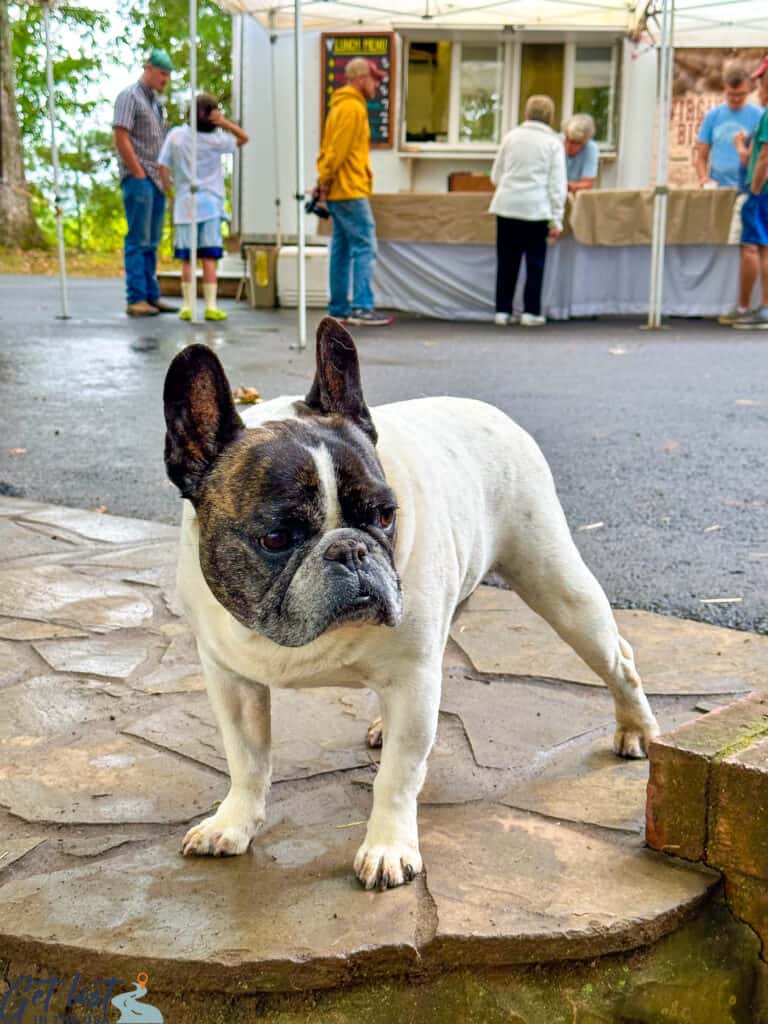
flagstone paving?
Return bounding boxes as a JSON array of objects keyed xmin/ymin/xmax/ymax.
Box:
[{"xmin": 0, "ymin": 496, "xmax": 764, "ymax": 996}]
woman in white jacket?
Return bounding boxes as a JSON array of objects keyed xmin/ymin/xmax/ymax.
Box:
[{"xmin": 489, "ymin": 95, "xmax": 567, "ymax": 327}]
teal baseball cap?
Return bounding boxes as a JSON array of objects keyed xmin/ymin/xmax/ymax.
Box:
[{"xmin": 147, "ymin": 48, "xmax": 174, "ymax": 72}]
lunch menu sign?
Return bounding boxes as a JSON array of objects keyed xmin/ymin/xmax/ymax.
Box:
[{"xmin": 321, "ymin": 33, "xmax": 394, "ymax": 149}]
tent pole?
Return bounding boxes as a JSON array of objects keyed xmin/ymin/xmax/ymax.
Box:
[
  {"xmin": 269, "ymin": 12, "xmax": 282, "ymax": 249},
  {"xmin": 294, "ymin": 0, "xmax": 307, "ymax": 350},
  {"xmin": 647, "ymin": 0, "xmax": 674, "ymax": 329},
  {"xmin": 189, "ymin": 0, "xmax": 198, "ymax": 322},
  {"xmin": 42, "ymin": 1, "xmax": 70, "ymax": 320}
]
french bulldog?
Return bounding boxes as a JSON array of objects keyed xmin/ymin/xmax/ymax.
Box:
[{"xmin": 163, "ymin": 317, "xmax": 659, "ymax": 890}]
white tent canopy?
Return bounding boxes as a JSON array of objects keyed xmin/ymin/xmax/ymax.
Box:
[{"xmin": 215, "ymin": 0, "xmax": 768, "ymax": 44}]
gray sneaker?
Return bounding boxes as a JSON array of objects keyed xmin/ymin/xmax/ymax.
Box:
[
  {"xmin": 717, "ymin": 307, "xmax": 749, "ymax": 325},
  {"xmin": 732, "ymin": 307, "xmax": 768, "ymax": 330},
  {"xmin": 346, "ymin": 309, "xmax": 393, "ymax": 326}
]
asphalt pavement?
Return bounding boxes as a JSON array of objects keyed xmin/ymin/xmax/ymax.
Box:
[{"xmin": 1, "ymin": 275, "xmax": 766, "ymax": 633}]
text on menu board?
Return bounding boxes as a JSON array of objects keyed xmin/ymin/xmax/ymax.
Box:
[{"xmin": 321, "ymin": 34, "xmax": 394, "ymax": 149}]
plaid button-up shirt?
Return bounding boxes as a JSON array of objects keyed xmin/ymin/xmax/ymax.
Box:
[{"xmin": 113, "ymin": 80, "xmax": 167, "ymax": 189}]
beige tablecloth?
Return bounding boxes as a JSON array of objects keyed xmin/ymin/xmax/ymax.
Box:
[{"xmin": 321, "ymin": 189, "xmax": 738, "ymax": 246}]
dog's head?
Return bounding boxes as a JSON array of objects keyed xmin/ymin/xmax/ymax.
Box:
[{"xmin": 163, "ymin": 318, "xmax": 402, "ymax": 647}]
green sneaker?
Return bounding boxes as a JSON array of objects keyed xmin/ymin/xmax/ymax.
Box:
[
  {"xmin": 204, "ymin": 307, "xmax": 228, "ymax": 322},
  {"xmin": 717, "ymin": 307, "xmax": 749, "ymax": 325},
  {"xmin": 178, "ymin": 308, "xmax": 192, "ymax": 322}
]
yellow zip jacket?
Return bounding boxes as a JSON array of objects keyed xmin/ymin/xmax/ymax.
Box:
[{"xmin": 317, "ymin": 86, "xmax": 372, "ymax": 200}]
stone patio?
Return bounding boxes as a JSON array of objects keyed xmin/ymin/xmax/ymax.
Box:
[{"xmin": 0, "ymin": 496, "xmax": 767, "ymax": 1021}]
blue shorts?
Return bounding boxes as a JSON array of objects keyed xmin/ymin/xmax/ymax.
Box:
[
  {"xmin": 740, "ymin": 193, "xmax": 768, "ymax": 246},
  {"xmin": 174, "ymin": 218, "xmax": 223, "ymax": 260}
]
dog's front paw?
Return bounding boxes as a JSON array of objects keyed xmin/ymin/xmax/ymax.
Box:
[
  {"xmin": 613, "ymin": 720, "xmax": 660, "ymax": 759},
  {"xmin": 354, "ymin": 838, "xmax": 422, "ymax": 890},
  {"xmin": 182, "ymin": 799, "xmax": 264, "ymax": 857}
]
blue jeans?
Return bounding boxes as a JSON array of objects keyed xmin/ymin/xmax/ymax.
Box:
[
  {"xmin": 327, "ymin": 198, "xmax": 377, "ymax": 317},
  {"xmin": 121, "ymin": 176, "xmax": 165, "ymax": 305}
]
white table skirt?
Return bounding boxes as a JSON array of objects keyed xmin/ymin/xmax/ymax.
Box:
[{"xmin": 373, "ymin": 238, "xmax": 743, "ymax": 321}]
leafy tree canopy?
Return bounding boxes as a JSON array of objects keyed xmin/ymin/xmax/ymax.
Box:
[
  {"xmin": 8, "ymin": 0, "xmax": 233, "ymax": 252},
  {"xmin": 117, "ymin": 0, "xmax": 233, "ymax": 125}
]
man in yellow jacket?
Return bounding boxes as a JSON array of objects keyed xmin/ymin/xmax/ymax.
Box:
[{"xmin": 316, "ymin": 57, "xmax": 392, "ymax": 326}]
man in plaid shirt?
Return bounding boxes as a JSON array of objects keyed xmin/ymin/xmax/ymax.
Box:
[{"xmin": 112, "ymin": 49, "xmax": 177, "ymax": 316}]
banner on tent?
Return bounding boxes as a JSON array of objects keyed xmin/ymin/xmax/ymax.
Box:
[
  {"xmin": 669, "ymin": 47, "xmax": 765, "ymax": 189},
  {"xmin": 321, "ymin": 33, "xmax": 394, "ymax": 148}
]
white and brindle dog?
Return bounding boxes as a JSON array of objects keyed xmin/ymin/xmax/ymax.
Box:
[{"xmin": 163, "ymin": 317, "xmax": 659, "ymax": 890}]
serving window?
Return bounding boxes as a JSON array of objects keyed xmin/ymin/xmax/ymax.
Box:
[{"xmin": 402, "ymin": 35, "xmax": 620, "ymax": 151}]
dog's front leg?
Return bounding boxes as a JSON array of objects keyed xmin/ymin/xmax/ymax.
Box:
[
  {"xmin": 354, "ymin": 663, "xmax": 440, "ymax": 890},
  {"xmin": 182, "ymin": 650, "xmax": 271, "ymax": 857}
]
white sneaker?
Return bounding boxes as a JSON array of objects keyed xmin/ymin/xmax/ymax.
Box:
[
  {"xmin": 520, "ymin": 313, "xmax": 546, "ymax": 327},
  {"xmin": 494, "ymin": 312, "xmax": 510, "ymax": 326}
]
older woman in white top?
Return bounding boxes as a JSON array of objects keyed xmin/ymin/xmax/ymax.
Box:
[{"xmin": 489, "ymin": 94, "xmax": 567, "ymax": 326}]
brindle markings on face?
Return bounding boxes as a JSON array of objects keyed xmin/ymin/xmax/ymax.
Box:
[
  {"xmin": 199, "ymin": 421, "xmax": 323, "ymax": 534},
  {"xmin": 192, "ymin": 414, "xmax": 401, "ymax": 639}
]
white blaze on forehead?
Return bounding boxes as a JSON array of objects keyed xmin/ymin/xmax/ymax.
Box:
[{"xmin": 312, "ymin": 444, "xmax": 342, "ymax": 531}]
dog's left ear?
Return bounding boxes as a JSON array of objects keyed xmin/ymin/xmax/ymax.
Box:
[
  {"xmin": 304, "ymin": 317, "xmax": 377, "ymax": 444},
  {"xmin": 163, "ymin": 344, "xmax": 245, "ymax": 501}
]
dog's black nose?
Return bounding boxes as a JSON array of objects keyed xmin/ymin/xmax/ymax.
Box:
[{"xmin": 324, "ymin": 537, "xmax": 368, "ymax": 570}]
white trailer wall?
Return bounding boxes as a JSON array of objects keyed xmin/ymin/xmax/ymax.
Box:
[{"xmin": 235, "ymin": 19, "xmax": 661, "ymax": 240}]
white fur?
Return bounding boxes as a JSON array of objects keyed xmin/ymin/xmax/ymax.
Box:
[
  {"xmin": 312, "ymin": 443, "xmax": 342, "ymax": 532},
  {"xmin": 177, "ymin": 396, "xmax": 659, "ymax": 886}
]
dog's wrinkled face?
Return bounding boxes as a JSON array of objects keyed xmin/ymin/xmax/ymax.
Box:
[{"xmin": 163, "ymin": 319, "xmax": 403, "ymax": 646}]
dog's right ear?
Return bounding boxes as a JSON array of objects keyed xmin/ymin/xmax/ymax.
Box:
[{"xmin": 163, "ymin": 344, "xmax": 245, "ymax": 502}]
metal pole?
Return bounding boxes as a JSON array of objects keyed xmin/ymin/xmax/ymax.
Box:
[
  {"xmin": 269, "ymin": 15, "xmax": 282, "ymax": 249},
  {"xmin": 647, "ymin": 0, "xmax": 674, "ymax": 329},
  {"xmin": 294, "ymin": 0, "xmax": 306, "ymax": 350},
  {"xmin": 189, "ymin": 0, "xmax": 198, "ymax": 322},
  {"xmin": 42, "ymin": 1, "xmax": 69, "ymax": 319}
]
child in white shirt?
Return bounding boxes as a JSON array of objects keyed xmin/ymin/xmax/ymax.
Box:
[{"xmin": 159, "ymin": 94, "xmax": 249, "ymax": 321}]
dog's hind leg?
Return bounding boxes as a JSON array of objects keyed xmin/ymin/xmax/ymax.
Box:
[
  {"xmin": 182, "ymin": 650, "xmax": 271, "ymax": 856},
  {"xmin": 497, "ymin": 513, "xmax": 659, "ymax": 758}
]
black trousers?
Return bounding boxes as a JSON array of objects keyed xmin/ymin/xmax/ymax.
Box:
[{"xmin": 495, "ymin": 216, "xmax": 549, "ymax": 316}]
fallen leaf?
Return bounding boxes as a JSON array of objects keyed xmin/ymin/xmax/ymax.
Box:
[
  {"xmin": 577, "ymin": 521, "xmax": 604, "ymax": 532},
  {"xmin": 232, "ymin": 385, "xmax": 261, "ymax": 404},
  {"xmin": 700, "ymin": 597, "xmax": 742, "ymax": 605}
]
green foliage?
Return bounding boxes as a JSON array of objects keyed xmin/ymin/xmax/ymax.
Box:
[
  {"xmin": 9, "ymin": 0, "xmax": 233, "ymax": 253},
  {"xmin": 117, "ymin": 0, "xmax": 233, "ymax": 125},
  {"xmin": 573, "ymin": 86, "xmax": 611, "ymax": 143},
  {"xmin": 10, "ymin": 4, "xmax": 110, "ymax": 152}
]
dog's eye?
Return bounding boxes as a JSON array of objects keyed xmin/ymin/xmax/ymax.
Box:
[
  {"xmin": 376, "ymin": 508, "xmax": 396, "ymax": 531},
  {"xmin": 260, "ymin": 530, "xmax": 292, "ymax": 553}
]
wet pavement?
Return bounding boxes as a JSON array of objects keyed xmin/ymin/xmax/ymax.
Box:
[
  {"xmin": 1, "ymin": 275, "xmax": 766, "ymax": 636},
  {"xmin": 2, "ymin": 495, "xmax": 766, "ymax": 993}
]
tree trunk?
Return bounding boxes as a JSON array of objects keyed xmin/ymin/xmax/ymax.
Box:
[{"xmin": 0, "ymin": 0, "xmax": 44, "ymax": 248}]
